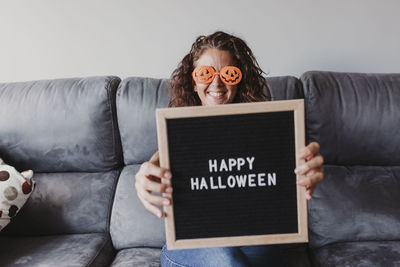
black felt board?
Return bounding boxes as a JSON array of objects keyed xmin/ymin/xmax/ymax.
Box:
[{"xmin": 166, "ymin": 111, "xmax": 298, "ymax": 240}]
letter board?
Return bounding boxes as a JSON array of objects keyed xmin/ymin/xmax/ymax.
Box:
[{"xmin": 156, "ymin": 100, "xmax": 307, "ymax": 249}]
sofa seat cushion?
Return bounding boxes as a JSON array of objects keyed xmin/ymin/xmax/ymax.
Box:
[
  {"xmin": 110, "ymin": 247, "xmax": 160, "ymax": 267},
  {"xmin": 0, "ymin": 233, "xmax": 115, "ymax": 267},
  {"xmin": 308, "ymin": 165, "xmax": 400, "ymax": 248},
  {"xmin": 311, "ymin": 241, "xmax": 400, "ymax": 267},
  {"xmin": 110, "ymin": 165, "xmax": 165, "ymax": 250},
  {"xmin": 1, "ymin": 171, "xmax": 120, "ymax": 236}
]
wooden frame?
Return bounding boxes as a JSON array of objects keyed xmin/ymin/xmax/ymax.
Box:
[{"xmin": 156, "ymin": 100, "xmax": 307, "ymax": 250}]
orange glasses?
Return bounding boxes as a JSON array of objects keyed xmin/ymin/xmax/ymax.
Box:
[{"xmin": 192, "ymin": 65, "xmax": 242, "ymax": 86}]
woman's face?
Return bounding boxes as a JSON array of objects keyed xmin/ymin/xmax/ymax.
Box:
[{"xmin": 193, "ymin": 48, "xmax": 238, "ymax": 106}]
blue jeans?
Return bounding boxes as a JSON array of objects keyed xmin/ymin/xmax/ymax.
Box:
[{"xmin": 160, "ymin": 244, "xmax": 284, "ymax": 267}]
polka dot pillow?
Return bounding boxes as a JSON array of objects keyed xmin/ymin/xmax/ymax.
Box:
[{"xmin": 0, "ymin": 158, "xmax": 35, "ymax": 231}]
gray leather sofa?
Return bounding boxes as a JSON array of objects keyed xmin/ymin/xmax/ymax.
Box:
[
  {"xmin": 0, "ymin": 71, "xmax": 399, "ymax": 266},
  {"xmin": 302, "ymin": 71, "xmax": 400, "ymax": 266}
]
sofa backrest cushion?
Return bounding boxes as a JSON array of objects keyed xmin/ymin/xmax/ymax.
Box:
[
  {"xmin": 0, "ymin": 76, "xmax": 123, "ymax": 172},
  {"xmin": 117, "ymin": 77, "xmax": 169, "ymax": 165},
  {"xmin": 112, "ymin": 75, "xmax": 304, "ymax": 249},
  {"xmin": 301, "ymin": 71, "xmax": 400, "ymax": 166},
  {"xmin": 268, "ymin": 75, "xmax": 304, "ymax": 101}
]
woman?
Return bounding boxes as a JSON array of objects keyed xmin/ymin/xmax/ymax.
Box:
[{"xmin": 135, "ymin": 31, "xmax": 324, "ymax": 267}]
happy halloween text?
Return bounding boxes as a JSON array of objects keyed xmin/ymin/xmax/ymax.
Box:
[{"xmin": 190, "ymin": 157, "xmax": 277, "ymax": 190}]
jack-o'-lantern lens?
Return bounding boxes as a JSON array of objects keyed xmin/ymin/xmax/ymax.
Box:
[
  {"xmin": 192, "ymin": 66, "xmax": 215, "ymax": 84},
  {"xmin": 192, "ymin": 65, "xmax": 242, "ymax": 85},
  {"xmin": 220, "ymin": 66, "xmax": 242, "ymax": 85}
]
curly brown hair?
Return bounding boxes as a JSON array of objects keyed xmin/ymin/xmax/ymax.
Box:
[{"xmin": 169, "ymin": 31, "xmax": 271, "ymax": 107}]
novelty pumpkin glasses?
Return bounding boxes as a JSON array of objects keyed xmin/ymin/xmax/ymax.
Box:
[{"xmin": 192, "ymin": 66, "xmax": 242, "ymax": 86}]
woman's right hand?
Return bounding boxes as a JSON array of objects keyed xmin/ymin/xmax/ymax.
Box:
[{"xmin": 135, "ymin": 151, "xmax": 173, "ymax": 218}]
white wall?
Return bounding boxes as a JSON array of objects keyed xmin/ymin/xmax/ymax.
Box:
[{"xmin": 1, "ymin": 0, "xmax": 399, "ymax": 83}]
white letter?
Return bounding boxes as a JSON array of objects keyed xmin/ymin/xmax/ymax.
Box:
[
  {"xmin": 237, "ymin": 158, "xmax": 245, "ymax": 171},
  {"xmin": 210, "ymin": 176, "xmax": 218, "ymax": 189},
  {"xmin": 258, "ymin": 173, "xmax": 266, "ymax": 186},
  {"xmin": 236, "ymin": 175, "xmax": 247, "ymax": 187},
  {"xmin": 246, "ymin": 157, "xmax": 255, "ymax": 170},
  {"xmin": 218, "ymin": 176, "xmax": 226, "ymax": 189},
  {"xmin": 248, "ymin": 174, "xmax": 256, "ymax": 187},
  {"xmin": 228, "ymin": 158, "xmax": 237, "ymax": 171},
  {"xmin": 227, "ymin": 175, "xmax": 236, "ymax": 188},
  {"xmin": 191, "ymin": 177, "xmax": 199, "ymax": 190},
  {"xmin": 200, "ymin": 177, "xmax": 208, "ymax": 190},
  {"xmin": 268, "ymin": 173, "xmax": 276, "ymax": 186},
  {"xmin": 209, "ymin": 159, "xmax": 217, "ymax": 173},
  {"xmin": 219, "ymin": 159, "xmax": 228, "ymax": 172}
]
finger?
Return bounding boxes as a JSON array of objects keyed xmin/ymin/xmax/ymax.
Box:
[
  {"xmin": 136, "ymin": 190, "xmax": 164, "ymax": 217},
  {"xmin": 135, "ymin": 180, "xmax": 172, "ymax": 205},
  {"xmin": 141, "ymin": 197, "xmax": 164, "ymax": 218},
  {"xmin": 295, "ymin": 155, "xmax": 324, "ymax": 175},
  {"xmin": 305, "ymin": 187, "xmax": 315, "ymax": 200},
  {"xmin": 141, "ymin": 161, "xmax": 172, "ymax": 180},
  {"xmin": 305, "ymin": 153, "xmax": 315, "ymax": 161},
  {"xmin": 296, "ymin": 170, "xmax": 324, "ymax": 188},
  {"xmin": 140, "ymin": 176, "xmax": 173, "ymax": 194},
  {"xmin": 297, "ymin": 142, "xmax": 320, "ymax": 160},
  {"xmin": 138, "ymin": 188, "xmax": 171, "ymax": 207},
  {"xmin": 306, "ymin": 155, "xmax": 324, "ymax": 171}
]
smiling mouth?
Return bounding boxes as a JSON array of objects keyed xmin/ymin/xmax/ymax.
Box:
[{"xmin": 208, "ymin": 91, "xmax": 226, "ymax": 97}]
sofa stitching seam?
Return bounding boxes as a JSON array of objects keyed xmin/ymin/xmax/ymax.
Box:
[
  {"xmin": 115, "ymin": 83, "xmax": 124, "ymax": 165},
  {"xmin": 107, "ymin": 168, "xmax": 122, "ymax": 240},
  {"xmin": 85, "ymin": 235, "xmax": 111, "ymax": 267},
  {"xmin": 104, "ymin": 77, "xmax": 115, "ymax": 234},
  {"xmin": 105, "ymin": 77, "xmax": 117, "ymax": 167}
]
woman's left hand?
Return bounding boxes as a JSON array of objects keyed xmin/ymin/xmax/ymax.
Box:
[{"xmin": 295, "ymin": 142, "xmax": 324, "ymax": 200}]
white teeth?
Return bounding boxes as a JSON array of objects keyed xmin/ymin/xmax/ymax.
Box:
[{"xmin": 208, "ymin": 92, "xmax": 224, "ymax": 97}]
